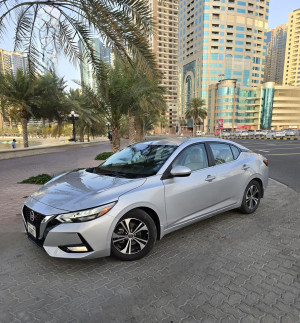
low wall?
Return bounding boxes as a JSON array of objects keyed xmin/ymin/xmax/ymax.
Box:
[{"xmin": 0, "ymin": 140, "xmax": 107, "ymax": 160}]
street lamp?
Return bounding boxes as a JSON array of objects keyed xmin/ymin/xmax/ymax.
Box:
[
  {"xmin": 106, "ymin": 122, "xmax": 111, "ymax": 141},
  {"xmin": 68, "ymin": 110, "xmax": 79, "ymax": 141}
]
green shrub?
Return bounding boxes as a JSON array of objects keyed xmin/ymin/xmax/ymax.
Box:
[
  {"xmin": 95, "ymin": 152, "xmax": 112, "ymax": 160},
  {"xmin": 20, "ymin": 174, "xmax": 53, "ymax": 185}
]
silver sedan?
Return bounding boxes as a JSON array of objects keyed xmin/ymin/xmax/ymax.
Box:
[{"xmin": 22, "ymin": 138, "xmax": 269, "ymax": 261}]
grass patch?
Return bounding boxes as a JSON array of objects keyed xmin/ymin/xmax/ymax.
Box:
[
  {"xmin": 95, "ymin": 152, "xmax": 112, "ymax": 160},
  {"xmin": 20, "ymin": 174, "xmax": 53, "ymax": 185}
]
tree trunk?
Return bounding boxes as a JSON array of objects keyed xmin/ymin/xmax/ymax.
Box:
[
  {"xmin": 20, "ymin": 108, "xmax": 29, "ymax": 148},
  {"xmin": 128, "ymin": 110, "xmax": 135, "ymax": 145},
  {"xmin": 79, "ymin": 128, "xmax": 84, "ymax": 142},
  {"xmin": 111, "ymin": 124, "xmax": 120, "ymax": 153},
  {"xmin": 136, "ymin": 116, "xmax": 143, "ymax": 142},
  {"xmin": 87, "ymin": 125, "xmax": 90, "ymax": 142},
  {"xmin": 193, "ymin": 119, "xmax": 196, "ymax": 137}
]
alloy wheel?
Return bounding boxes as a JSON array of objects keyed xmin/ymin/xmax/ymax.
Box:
[
  {"xmin": 246, "ymin": 185, "xmax": 259, "ymax": 210},
  {"xmin": 112, "ymin": 218, "xmax": 149, "ymax": 255}
]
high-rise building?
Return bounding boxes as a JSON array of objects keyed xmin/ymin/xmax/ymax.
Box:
[
  {"xmin": 264, "ymin": 24, "xmax": 287, "ymax": 84},
  {"xmin": 177, "ymin": 0, "xmax": 269, "ymax": 133},
  {"xmin": 208, "ymin": 80, "xmax": 300, "ymax": 131},
  {"xmin": 0, "ymin": 49, "xmax": 27, "ymax": 128},
  {"xmin": 145, "ymin": 0, "xmax": 178, "ymax": 132},
  {"xmin": 208, "ymin": 79, "xmax": 260, "ymax": 132},
  {"xmin": 0, "ymin": 49, "xmax": 26, "ymax": 75},
  {"xmin": 283, "ymin": 8, "xmax": 300, "ymax": 86},
  {"xmin": 78, "ymin": 38, "xmax": 113, "ymax": 89}
]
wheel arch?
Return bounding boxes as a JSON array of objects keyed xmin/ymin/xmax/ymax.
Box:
[
  {"xmin": 251, "ymin": 177, "xmax": 264, "ymax": 197},
  {"xmin": 124, "ymin": 207, "xmax": 161, "ymax": 240}
]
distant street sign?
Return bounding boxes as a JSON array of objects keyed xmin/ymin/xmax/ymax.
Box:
[{"xmin": 218, "ymin": 119, "xmax": 224, "ymax": 130}]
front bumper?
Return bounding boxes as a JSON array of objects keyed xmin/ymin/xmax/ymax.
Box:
[{"xmin": 22, "ymin": 201, "xmax": 115, "ymax": 259}]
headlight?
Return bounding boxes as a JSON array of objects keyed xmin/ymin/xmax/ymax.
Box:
[{"xmin": 56, "ymin": 202, "xmax": 116, "ymax": 223}]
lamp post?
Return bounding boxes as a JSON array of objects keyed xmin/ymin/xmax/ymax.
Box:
[
  {"xmin": 106, "ymin": 122, "xmax": 111, "ymax": 141},
  {"xmin": 68, "ymin": 110, "xmax": 79, "ymax": 141}
]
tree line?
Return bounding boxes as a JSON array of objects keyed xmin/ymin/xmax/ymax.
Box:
[{"xmin": 0, "ymin": 59, "xmax": 167, "ymax": 151}]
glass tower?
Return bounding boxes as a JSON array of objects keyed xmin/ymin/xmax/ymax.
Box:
[
  {"xmin": 78, "ymin": 38, "xmax": 113, "ymax": 89},
  {"xmin": 178, "ymin": 0, "xmax": 269, "ymax": 132}
]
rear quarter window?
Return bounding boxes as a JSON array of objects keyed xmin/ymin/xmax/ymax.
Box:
[{"xmin": 230, "ymin": 145, "xmax": 240, "ymax": 159}]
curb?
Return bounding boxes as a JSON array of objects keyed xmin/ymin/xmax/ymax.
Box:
[{"xmin": 0, "ymin": 140, "xmax": 108, "ymax": 160}]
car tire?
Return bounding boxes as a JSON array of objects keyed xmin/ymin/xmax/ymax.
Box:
[
  {"xmin": 111, "ymin": 209, "xmax": 157, "ymax": 261},
  {"xmin": 239, "ymin": 180, "xmax": 262, "ymax": 214}
]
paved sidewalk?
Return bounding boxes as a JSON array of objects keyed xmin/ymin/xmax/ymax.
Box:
[{"xmin": 0, "ymin": 143, "xmax": 299, "ymax": 322}]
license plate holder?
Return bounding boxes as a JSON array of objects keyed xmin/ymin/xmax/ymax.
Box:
[{"xmin": 27, "ymin": 222, "xmax": 36, "ymax": 239}]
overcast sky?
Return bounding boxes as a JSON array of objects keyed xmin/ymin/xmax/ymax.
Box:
[{"xmin": 0, "ymin": 0, "xmax": 299, "ymax": 89}]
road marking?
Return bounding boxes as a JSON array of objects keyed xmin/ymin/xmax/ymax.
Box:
[
  {"xmin": 258, "ymin": 150, "xmax": 270, "ymax": 152},
  {"xmin": 255, "ymin": 147, "xmax": 300, "ymax": 151},
  {"xmin": 266, "ymin": 153, "xmax": 300, "ymax": 156}
]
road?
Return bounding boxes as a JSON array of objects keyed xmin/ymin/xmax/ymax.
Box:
[
  {"xmin": 231, "ymin": 139, "xmax": 300, "ymax": 192},
  {"xmin": 0, "ymin": 139, "xmax": 299, "ymax": 322}
]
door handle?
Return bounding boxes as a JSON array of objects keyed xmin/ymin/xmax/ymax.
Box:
[
  {"xmin": 242, "ymin": 164, "xmax": 250, "ymax": 170},
  {"xmin": 205, "ymin": 175, "xmax": 216, "ymax": 182}
]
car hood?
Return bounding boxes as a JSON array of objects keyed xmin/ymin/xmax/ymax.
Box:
[{"xmin": 27, "ymin": 169, "xmax": 146, "ymax": 212}]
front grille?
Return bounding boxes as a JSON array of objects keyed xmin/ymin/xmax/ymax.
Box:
[{"xmin": 23, "ymin": 205, "xmax": 60, "ymax": 248}]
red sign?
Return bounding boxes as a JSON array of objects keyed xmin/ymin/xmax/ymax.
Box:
[{"xmin": 218, "ymin": 119, "xmax": 224, "ymax": 130}]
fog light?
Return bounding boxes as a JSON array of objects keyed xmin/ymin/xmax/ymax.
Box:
[{"xmin": 67, "ymin": 246, "xmax": 88, "ymax": 252}]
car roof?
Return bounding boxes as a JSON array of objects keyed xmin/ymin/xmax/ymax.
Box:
[{"xmin": 140, "ymin": 137, "xmax": 248, "ymax": 150}]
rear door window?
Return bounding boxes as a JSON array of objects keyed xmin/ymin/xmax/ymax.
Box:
[{"xmin": 209, "ymin": 143, "xmax": 234, "ymax": 165}]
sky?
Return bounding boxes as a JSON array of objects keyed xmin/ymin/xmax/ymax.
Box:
[{"xmin": 0, "ymin": 0, "xmax": 299, "ymax": 89}]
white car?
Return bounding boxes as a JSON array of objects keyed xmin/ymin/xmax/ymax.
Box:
[
  {"xmin": 22, "ymin": 138, "xmax": 269, "ymax": 261},
  {"xmin": 275, "ymin": 130, "xmax": 285, "ymax": 138}
]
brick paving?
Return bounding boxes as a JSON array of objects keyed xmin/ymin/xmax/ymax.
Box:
[{"xmin": 0, "ymin": 142, "xmax": 299, "ymax": 322}]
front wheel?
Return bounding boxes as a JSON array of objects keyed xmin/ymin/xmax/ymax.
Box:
[
  {"xmin": 111, "ymin": 209, "xmax": 157, "ymax": 261},
  {"xmin": 240, "ymin": 180, "xmax": 262, "ymax": 214}
]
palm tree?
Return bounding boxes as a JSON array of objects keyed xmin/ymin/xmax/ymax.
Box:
[
  {"xmin": 0, "ymin": 1, "xmax": 158, "ymax": 79},
  {"xmin": 185, "ymin": 98, "xmax": 207, "ymax": 136},
  {"xmin": 0, "ymin": 70, "xmax": 35, "ymax": 147}
]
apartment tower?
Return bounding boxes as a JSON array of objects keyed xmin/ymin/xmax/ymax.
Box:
[
  {"xmin": 178, "ymin": 0, "xmax": 269, "ymax": 133},
  {"xmin": 0, "ymin": 49, "xmax": 26, "ymax": 76},
  {"xmin": 146, "ymin": 0, "xmax": 178, "ymax": 132},
  {"xmin": 0, "ymin": 49, "xmax": 27, "ymax": 128},
  {"xmin": 283, "ymin": 8, "xmax": 300, "ymax": 86},
  {"xmin": 264, "ymin": 24, "xmax": 287, "ymax": 84}
]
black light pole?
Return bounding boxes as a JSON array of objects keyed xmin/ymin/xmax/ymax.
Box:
[
  {"xmin": 68, "ymin": 110, "xmax": 79, "ymax": 141},
  {"xmin": 106, "ymin": 122, "xmax": 111, "ymax": 141}
]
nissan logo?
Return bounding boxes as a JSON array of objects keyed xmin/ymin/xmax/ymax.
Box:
[{"xmin": 30, "ymin": 210, "xmax": 35, "ymax": 222}]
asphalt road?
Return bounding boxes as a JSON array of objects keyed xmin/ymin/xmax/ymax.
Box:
[{"xmin": 231, "ymin": 139, "xmax": 300, "ymax": 193}]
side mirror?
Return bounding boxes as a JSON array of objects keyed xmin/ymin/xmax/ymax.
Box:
[{"xmin": 170, "ymin": 166, "xmax": 192, "ymax": 177}]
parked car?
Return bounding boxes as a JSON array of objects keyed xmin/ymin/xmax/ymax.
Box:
[
  {"xmin": 196, "ymin": 130, "xmax": 205, "ymax": 136},
  {"xmin": 266, "ymin": 131, "xmax": 276, "ymax": 138},
  {"xmin": 234, "ymin": 131, "xmax": 243, "ymax": 138},
  {"xmin": 285, "ymin": 129, "xmax": 296, "ymax": 136},
  {"xmin": 22, "ymin": 138, "xmax": 269, "ymax": 261},
  {"xmin": 275, "ymin": 130, "xmax": 285, "ymax": 138},
  {"xmin": 254, "ymin": 130, "xmax": 265, "ymax": 138},
  {"xmin": 222, "ymin": 131, "xmax": 231, "ymax": 138}
]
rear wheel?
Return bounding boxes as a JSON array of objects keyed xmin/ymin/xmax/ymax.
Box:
[
  {"xmin": 240, "ymin": 180, "xmax": 262, "ymax": 214},
  {"xmin": 111, "ymin": 209, "xmax": 157, "ymax": 261}
]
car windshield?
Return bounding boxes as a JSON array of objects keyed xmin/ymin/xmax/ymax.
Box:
[{"xmin": 95, "ymin": 143, "xmax": 177, "ymax": 178}]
